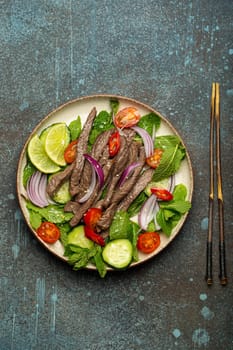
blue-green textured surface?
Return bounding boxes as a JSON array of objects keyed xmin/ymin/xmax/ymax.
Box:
[{"xmin": 0, "ymin": 1, "xmax": 233, "ymax": 349}]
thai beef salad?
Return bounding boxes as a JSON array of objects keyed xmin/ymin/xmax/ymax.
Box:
[{"xmin": 22, "ymin": 99, "xmax": 191, "ymax": 277}]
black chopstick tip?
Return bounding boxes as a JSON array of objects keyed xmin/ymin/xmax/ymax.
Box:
[{"xmin": 219, "ymin": 276, "xmax": 228, "ymax": 286}]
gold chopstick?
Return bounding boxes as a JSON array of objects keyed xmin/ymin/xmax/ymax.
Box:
[
  {"xmin": 205, "ymin": 83, "xmax": 227, "ymax": 285},
  {"xmin": 215, "ymin": 83, "xmax": 227, "ymax": 285}
]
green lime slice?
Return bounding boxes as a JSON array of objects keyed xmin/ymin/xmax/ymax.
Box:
[
  {"xmin": 44, "ymin": 123, "xmax": 70, "ymax": 166},
  {"xmin": 28, "ymin": 134, "xmax": 61, "ymax": 174}
]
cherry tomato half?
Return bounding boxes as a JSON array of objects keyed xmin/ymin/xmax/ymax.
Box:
[
  {"xmin": 114, "ymin": 107, "xmax": 140, "ymax": 128},
  {"xmin": 84, "ymin": 226, "xmax": 105, "ymax": 247},
  {"xmin": 137, "ymin": 232, "xmax": 160, "ymax": 254},
  {"xmin": 151, "ymin": 188, "xmax": 173, "ymax": 201},
  {"xmin": 83, "ymin": 207, "xmax": 103, "ymax": 231},
  {"xmin": 64, "ymin": 140, "xmax": 78, "ymax": 164},
  {"xmin": 108, "ymin": 131, "xmax": 120, "ymax": 157},
  {"xmin": 36, "ymin": 222, "xmax": 60, "ymax": 244},
  {"xmin": 146, "ymin": 148, "xmax": 163, "ymax": 169}
]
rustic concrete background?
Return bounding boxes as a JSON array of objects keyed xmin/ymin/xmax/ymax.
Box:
[{"xmin": 0, "ymin": 0, "xmax": 233, "ymax": 349}]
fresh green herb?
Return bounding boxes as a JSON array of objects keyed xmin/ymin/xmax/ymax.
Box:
[
  {"xmin": 88, "ymin": 110, "xmax": 114, "ymax": 146},
  {"xmin": 109, "ymin": 211, "xmax": 134, "ymax": 241},
  {"xmin": 155, "ymin": 135, "xmax": 185, "ymax": 151},
  {"xmin": 127, "ymin": 191, "xmax": 148, "ymax": 217},
  {"xmin": 152, "ymin": 145, "xmax": 184, "ymax": 182},
  {"xmin": 29, "ymin": 210, "xmax": 42, "ymax": 230},
  {"xmin": 23, "ymin": 160, "xmax": 36, "ymax": 187},
  {"xmin": 68, "ymin": 116, "xmax": 82, "ymax": 141},
  {"xmin": 137, "ymin": 112, "xmax": 161, "ymax": 136},
  {"xmin": 156, "ymin": 184, "xmax": 191, "ymax": 236},
  {"xmin": 57, "ymin": 222, "xmax": 72, "ymax": 246},
  {"xmin": 93, "ymin": 246, "xmax": 107, "ymax": 278},
  {"xmin": 26, "ymin": 202, "xmax": 73, "ymax": 224},
  {"xmin": 64, "ymin": 243, "xmax": 107, "ymax": 277},
  {"xmin": 110, "ymin": 99, "xmax": 120, "ymax": 116}
]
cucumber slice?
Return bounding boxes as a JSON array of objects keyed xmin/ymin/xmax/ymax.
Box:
[
  {"xmin": 67, "ymin": 226, "xmax": 94, "ymax": 249},
  {"xmin": 102, "ymin": 239, "xmax": 133, "ymax": 269},
  {"xmin": 48, "ymin": 172, "xmax": 72, "ymax": 204}
]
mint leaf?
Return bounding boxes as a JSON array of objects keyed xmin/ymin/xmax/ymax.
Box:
[
  {"xmin": 110, "ymin": 99, "xmax": 119, "ymax": 115},
  {"xmin": 94, "ymin": 246, "xmax": 107, "ymax": 278},
  {"xmin": 137, "ymin": 113, "xmax": 161, "ymax": 136},
  {"xmin": 153, "ymin": 145, "xmax": 184, "ymax": 181},
  {"xmin": 23, "ymin": 161, "xmax": 36, "ymax": 187},
  {"xmin": 29, "ymin": 210, "xmax": 42, "ymax": 229},
  {"xmin": 173, "ymin": 184, "xmax": 187, "ymax": 201},
  {"xmin": 26, "ymin": 202, "xmax": 73, "ymax": 224},
  {"xmin": 109, "ymin": 211, "xmax": 133, "ymax": 240},
  {"xmin": 88, "ymin": 110, "xmax": 114, "ymax": 146},
  {"xmin": 160, "ymin": 200, "xmax": 191, "ymax": 214},
  {"xmin": 68, "ymin": 116, "xmax": 82, "ymax": 141}
]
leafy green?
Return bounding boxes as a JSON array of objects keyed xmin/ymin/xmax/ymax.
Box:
[
  {"xmin": 57, "ymin": 222, "xmax": 72, "ymax": 246},
  {"xmin": 29, "ymin": 211, "xmax": 42, "ymax": 230},
  {"xmin": 23, "ymin": 160, "xmax": 36, "ymax": 187},
  {"xmin": 152, "ymin": 145, "xmax": 184, "ymax": 182},
  {"xmin": 64, "ymin": 243, "xmax": 107, "ymax": 277},
  {"xmin": 109, "ymin": 211, "xmax": 133, "ymax": 241},
  {"xmin": 68, "ymin": 116, "xmax": 82, "ymax": 141},
  {"xmin": 137, "ymin": 113, "xmax": 161, "ymax": 136},
  {"xmin": 127, "ymin": 191, "xmax": 148, "ymax": 217},
  {"xmin": 26, "ymin": 202, "xmax": 73, "ymax": 224},
  {"xmin": 156, "ymin": 184, "xmax": 191, "ymax": 236},
  {"xmin": 110, "ymin": 99, "xmax": 120, "ymax": 115},
  {"xmin": 93, "ymin": 246, "xmax": 107, "ymax": 278},
  {"xmin": 88, "ymin": 110, "xmax": 114, "ymax": 146},
  {"xmin": 155, "ymin": 135, "xmax": 185, "ymax": 151}
]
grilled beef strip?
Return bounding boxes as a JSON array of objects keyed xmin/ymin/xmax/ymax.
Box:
[
  {"xmin": 69, "ymin": 155, "xmax": 115, "ymax": 227},
  {"xmin": 73, "ymin": 129, "xmax": 114, "ymax": 202},
  {"xmin": 102, "ymin": 135, "xmax": 130, "ymax": 208},
  {"xmin": 46, "ymin": 162, "xmax": 75, "ymax": 198},
  {"xmin": 96, "ymin": 146, "xmax": 146, "ymax": 231},
  {"xmin": 117, "ymin": 167, "xmax": 154, "ymax": 212},
  {"xmin": 69, "ymin": 107, "xmax": 97, "ymax": 196}
]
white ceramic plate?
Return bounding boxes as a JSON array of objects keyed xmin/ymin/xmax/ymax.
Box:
[{"xmin": 17, "ymin": 95, "xmax": 194, "ymax": 271}]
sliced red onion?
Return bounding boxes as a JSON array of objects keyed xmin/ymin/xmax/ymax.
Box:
[
  {"xmin": 118, "ymin": 162, "xmax": 141, "ymax": 187},
  {"xmin": 26, "ymin": 171, "xmax": 49, "ymax": 207},
  {"xmin": 131, "ymin": 126, "xmax": 154, "ymax": 157},
  {"xmin": 169, "ymin": 174, "xmax": 175, "ymax": 194},
  {"xmin": 78, "ymin": 166, "xmax": 96, "ymax": 203},
  {"xmin": 153, "ymin": 201, "xmax": 161, "ymax": 230},
  {"xmin": 138, "ymin": 194, "xmax": 158, "ymax": 231},
  {"xmin": 84, "ymin": 154, "xmax": 104, "ymax": 188}
]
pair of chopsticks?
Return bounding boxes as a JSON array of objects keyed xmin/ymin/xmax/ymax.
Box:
[{"xmin": 205, "ymin": 82, "xmax": 227, "ymax": 286}]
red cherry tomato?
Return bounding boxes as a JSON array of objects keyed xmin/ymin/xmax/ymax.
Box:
[
  {"xmin": 36, "ymin": 222, "xmax": 60, "ymax": 244},
  {"xmin": 64, "ymin": 140, "xmax": 78, "ymax": 164},
  {"xmin": 151, "ymin": 188, "xmax": 173, "ymax": 201},
  {"xmin": 146, "ymin": 148, "xmax": 163, "ymax": 168},
  {"xmin": 84, "ymin": 226, "xmax": 105, "ymax": 247},
  {"xmin": 108, "ymin": 131, "xmax": 120, "ymax": 157},
  {"xmin": 137, "ymin": 232, "xmax": 160, "ymax": 254},
  {"xmin": 83, "ymin": 208, "xmax": 102, "ymax": 231},
  {"xmin": 114, "ymin": 107, "xmax": 140, "ymax": 128}
]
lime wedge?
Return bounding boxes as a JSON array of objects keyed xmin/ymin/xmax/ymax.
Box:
[
  {"xmin": 44, "ymin": 123, "xmax": 70, "ymax": 166},
  {"xmin": 28, "ymin": 134, "xmax": 61, "ymax": 173}
]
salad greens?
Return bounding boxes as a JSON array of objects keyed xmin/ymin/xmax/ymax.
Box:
[
  {"xmin": 156, "ymin": 184, "xmax": 191, "ymax": 236},
  {"xmin": 23, "ymin": 99, "xmax": 192, "ymax": 277},
  {"xmin": 68, "ymin": 116, "xmax": 82, "ymax": 141}
]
